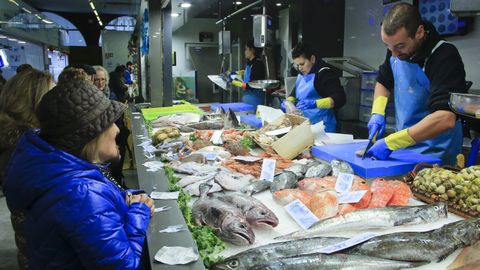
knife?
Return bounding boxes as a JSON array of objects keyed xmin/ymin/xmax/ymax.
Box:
[{"xmin": 362, "ymin": 131, "xmax": 378, "ymax": 160}]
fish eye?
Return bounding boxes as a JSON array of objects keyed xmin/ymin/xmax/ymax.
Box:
[
  {"xmin": 228, "ymin": 260, "xmax": 239, "ymax": 268},
  {"xmin": 434, "ymin": 206, "xmax": 439, "ymax": 210}
]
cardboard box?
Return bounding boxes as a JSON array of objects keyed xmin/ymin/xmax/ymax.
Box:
[{"xmin": 254, "ymin": 114, "xmax": 314, "ymax": 159}]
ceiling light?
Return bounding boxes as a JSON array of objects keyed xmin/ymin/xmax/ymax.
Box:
[
  {"xmin": 0, "ymin": 35, "xmax": 6, "ymax": 38},
  {"xmin": 171, "ymin": 12, "xmax": 180, "ymax": 17},
  {"xmin": 18, "ymin": 41, "xmax": 26, "ymax": 44},
  {"xmin": 93, "ymin": 9, "xmax": 99, "ymax": 16},
  {"xmin": 8, "ymin": 38, "xmax": 17, "ymax": 41},
  {"xmin": 234, "ymin": 1, "xmax": 242, "ymax": 5},
  {"xmin": 22, "ymin": 8, "xmax": 32, "ymax": 13},
  {"xmin": 42, "ymin": 19, "xmax": 53, "ymax": 24},
  {"xmin": 89, "ymin": 1, "xmax": 95, "ymax": 10},
  {"xmin": 276, "ymin": 3, "xmax": 282, "ymax": 6},
  {"xmin": 8, "ymin": 0, "xmax": 19, "ymax": 6},
  {"xmin": 180, "ymin": 2, "xmax": 191, "ymax": 8}
]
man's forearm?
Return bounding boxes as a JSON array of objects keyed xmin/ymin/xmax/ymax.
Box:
[
  {"xmin": 408, "ymin": 110, "xmax": 457, "ymax": 142},
  {"xmin": 374, "ymin": 82, "xmax": 390, "ymax": 100}
]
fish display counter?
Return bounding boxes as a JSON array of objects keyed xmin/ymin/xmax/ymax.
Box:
[{"xmin": 129, "ymin": 107, "xmax": 479, "ymax": 270}]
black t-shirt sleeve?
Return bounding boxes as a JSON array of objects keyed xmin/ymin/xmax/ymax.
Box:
[
  {"xmin": 376, "ymin": 51, "xmax": 394, "ymax": 91},
  {"xmin": 425, "ymin": 44, "xmax": 466, "ymax": 112},
  {"xmin": 313, "ymin": 69, "xmax": 346, "ymax": 109}
]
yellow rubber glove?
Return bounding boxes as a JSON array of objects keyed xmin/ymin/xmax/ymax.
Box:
[
  {"xmin": 385, "ymin": 128, "xmax": 416, "ymax": 150},
  {"xmin": 232, "ymin": 80, "xmax": 247, "ymax": 88},
  {"xmin": 315, "ymin": 97, "xmax": 334, "ymax": 109},
  {"xmin": 372, "ymin": 96, "xmax": 388, "ymax": 115},
  {"xmin": 286, "ymin": 96, "xmax": 296, "ymax": 103},
  {"xmin": 237, "ymin": 70, "xmax": 245, "ymax": 77}
]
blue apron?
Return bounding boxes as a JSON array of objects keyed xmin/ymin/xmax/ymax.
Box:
[
  {"xmin": 242, "ymin": 63, "xmax": 264, "ymax": 108},
  {"xmin": 295, "ymin": 68, "xmax": 336, "ymax": 131},
  {"xmin": 391, "ymin": 40, "xmax": 462, "ymax": 165}
]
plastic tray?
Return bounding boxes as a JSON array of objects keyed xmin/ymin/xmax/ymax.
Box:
[
  {"xmin": 141, "ymin": 104, "xmax": 203, "ymax": 121},
  {"xmin": 240, "ymin": 114, "xmax": 263, "ymax": 128}
]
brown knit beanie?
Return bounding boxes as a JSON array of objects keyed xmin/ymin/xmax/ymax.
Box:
[{"xmin": 37, "ymin": 80, "xmax": 126, "ymax": 154}]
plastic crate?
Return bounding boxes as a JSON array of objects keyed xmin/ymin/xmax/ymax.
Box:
[
  {"xmin": 210, "ymin": 103, "xmax": 255, "ymax": 114},
  {"xmin": 361, "ymin": 71, "xmax": 378, "ymax": 90},
  {"xmin": 359, "ymin": 105, "xmax": 395, "ymax": 125},
  {"xmin": 240, "ymin": 114, "xmax": 263, "ymax": 128},
  {"xmin": 141, "ymin": 104, "xmax": 203, "ymax": 121}
]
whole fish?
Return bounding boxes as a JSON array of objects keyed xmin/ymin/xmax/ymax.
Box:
[
  {"xmin": 331, "ymin": 159, "xmax": 354, "ymax": 176},
  {"xmin": 285, "ymin": 163, "xmax": 308, "ymax": 178},
  {"xmin": 211, "ymin": 236, "xmax": 347, "ymax": 270},
  {"xmin": 249, "ymin": 253, "xmax": 424, "ymax": 270},
  {"xmin": 241, "ymin": 180, "xmax": 271, "ymax": 196},
  {"xmin": 276, "ymin": 202, "xmax": 448, "ymax": 240},
  {"xmin": 192, "ymin": 184, "xmax": 255, "ymax": 245},
  {"xmin": 184, "ymin": 179, "xmax": 223, "ymax": 196},
  {"xmin": 350, "ymin": 218, "xmax": 480, "ymax": 263},
  {"xmin": 214, "ymin": 171, "xmax": 256, "ymax": 191},
  {"xmin": 176, "ymin": 172, "xmax": 218, "ymax": 188},
  {"xmin": 185, "ymin": 120, "xmax": 224, "ymax": 130},
  {"xmin": 171, "ymin": 161, "xmax": 220, "ymax": 175},
  {"xmin": 270, "ymin": 171, "xmax": 298, "ymax": 192},
  {"xmin": 304, "ymin": 163, "xmax": 332, "ymax": 178},
  {"xmin": 215, "ymin": 193, "xmax": 279, "ymax": 228}
]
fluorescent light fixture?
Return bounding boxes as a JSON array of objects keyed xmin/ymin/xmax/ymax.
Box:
[
  {"xmin": 276, "ymin": 3, "xmax": 282, "ymax": 6},
  {"xmin": 93, "ymin": 9, "xmax": 99, "ymax": 16},
  {"xmin": 171, "ymin": 12, "xmax": 180, "ymax": 17},
  {"xmin": 180, "ymin": 2, "xmax": 191, "ymax": 8},
  {"xmin": 234, "ymin": 1, "xmax": 242, "ymax": 5},
  {"xmin": 98, "ymin": 20, "xmax": 103, "ymax": 26},
  {"xmin": 8, "ymin": 38, "xmax": 17, "ymax": 41},
  {"xmin": 0, "ymin": 35, "xmax": 6, "ymax": 38},
  {"xmin": 8, "ymin": 0, "xmax": 19, "ymax": 6},
  {"xmin": 89, "ymin": 1, "xmax": 95, "ymax": 10},
  {"xmin": 22, "ymin": 7, "xmax": 32, "ymax": 13},
  {"xmin": 35, "ymin": 14, "xmax": 42, "ymax": 19},
  {"xmin": 18, "ymin": 41, "xmax": 26, "ymax": 44},
  {"xmin": 42, "ymin": 19, "xmax": 53, "ymax": 24}
]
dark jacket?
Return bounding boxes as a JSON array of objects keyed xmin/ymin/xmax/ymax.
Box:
[
  {"xmin": 109, "ymin": 71, "xmax": 127, "ymax": 103},
  {"xmin": 3, "ymin": 130, "xmax": 150, "ymax": 270}
]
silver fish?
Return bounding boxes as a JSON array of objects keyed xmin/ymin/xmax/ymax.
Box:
[
  {"xmin": 214, "ymin": 171, "xmax": 256, "ymax": 191},
  {"xmin": 270, "ymin": 171, "xmax": 298, "ymax": 193},
  {"xmin": 171, "ymin": 161, "xmax": 220, "ymax": 175},
  {"xmin": 176, "ymin": 172, "xmax": 218, "ymax": 188},
  {"xmin": 185, "ymin": 120, "xmax": 224, "ymax": 130},
  {"xmin": 211, "ymin": 236, "xmax": 347, "ymax": 270},
  {"xmin": 241, "ymin": 180, "xmax": 271, "ymax": 196},
  {"xmin": 192, "ymin": 184, "xmax": 255, "ymax": 245},
  {"xmin": 285, "ymin": 163, "xmax": 308, "ymax": 178},
  {"xmin": 304, "ymin": 163, "xmax": 332, "ymax": 178},
  {"xmin": 276, "ymin": 202, "xmax": 448, "ymax": 240},
  {"xmin": 331, "ymin": 159, "xmax": 354, "ymax": 176},
  {"xmin": 350, "ymin": 218, "xmax": 480, "ymax": 263},
  {"xmin": 184, "ymin": 179, "xmax": 223, "ymax": 196},
  {"xmin": 215, "ymin": 193, "xmax": 279, "ymax": 228},
  {"xmin": 248, "ymin": 253, "xmax": 424, "ymax": 270}
]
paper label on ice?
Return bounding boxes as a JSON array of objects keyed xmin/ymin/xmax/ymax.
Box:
[
  {"xmin": 335, "ymin": 173, "xmax": 354, "ymax": 193},
  {"xmin": 337, "ymin": 190, "xmax": 368, "ymax": 204},
  {"xmin": 265, "ymin": 127, "xmax": 292, "ymax": 136},
  {"xmin": 234, "ymin": 156, "xmax": 262, "ymax": 162},
  {"xmin": 284, "ymin": 199, "xmax": 319, "ymax": 230},
  {"xmin": 143, "ymin": 145, "xmax": 157, "ymax": 153},
  {"xmin": 260, "ymin": 159, "xmax": 276, "ymax": 182},
  {"xmin": 210, "ymin": 130, "xmax": 223, "ymax": 145},
  {"xmin": 319, "ymin": 232, "xmax": 379, "ymax": 254},
  {"xmin": 150, "ymin": 191, "xmax": 179, "ymax": 200}
]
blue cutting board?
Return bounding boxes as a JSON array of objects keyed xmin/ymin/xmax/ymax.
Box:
[
  {"xmin": 210, "ymin": 103, "xmax": 255, "ymax": 112},
  {"xmin": 312, "ymin": 142, "xmax": 442, "ymax": 179},
  {"xmin": 240, "ymin": 114, "xmax": 263, "ymax": 128}
]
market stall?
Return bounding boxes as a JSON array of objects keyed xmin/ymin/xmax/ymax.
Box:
[{"xmin": 131, "ymin": 100, "xmax": 480, "ymax": 270}]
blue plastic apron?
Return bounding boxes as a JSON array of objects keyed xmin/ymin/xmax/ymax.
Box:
[
  {"xmin": 242, "ymin": 63, "xmax": 264, "ymax": 108},
  {"xmin": 391, "ymin": 40, "xmax": 462, "ymax": 165},
  {"xmin": 295, "ymin": 67, "xmax": 336, "ymax": 131}
]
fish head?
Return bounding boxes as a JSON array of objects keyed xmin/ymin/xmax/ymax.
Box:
[
  {"xmin": 221, "ymin": 214, "xmax": 255, "ymax": 245},
  {"xmin": 417, "ymin": 202, "xmax": 448, "ymax": 222},
  {"xmin": 246, "ymin": 207, "xmax": 279, "ymax": 228},
  {"xmin": 210, "ymin": 256, "xmax": 248, "ymax": 270}
]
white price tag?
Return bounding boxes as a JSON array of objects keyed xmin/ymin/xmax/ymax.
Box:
[
  {"xmin": 265, "ymin": 126, "xmax": 292, "ymax": 136},
  {"xmin": 210, "ymin": 130, "xmax": 223, "ymax": 145},
  {"xmin": 337, "ymin": 190, "xmax": 368, "ymax": 204},
  {"xmin": 150, "ymin": 191, "xmax": 180, "ymax": 200},
  {"xmin": 319, "ymin": 232, "xmax": 379, "ymax": 254},
  {"xmin": 284, "ymin": 199, "xmax": 319, "ymax": 230},
  {"xmin": 137, "ymin": 140, "xmax": 153, "ymax": 147},
  {"xmin": 134, "ymin": 116, "xmax": 141, "ymax": 119},
  {"xmin": 335, "ymin": 173, "xmax": 354, "ymax": 193},
  {"xmin": 234, "ymin": 156, "xmax": 262, "ymax": 162},
  {"xmin": 260, "ymin": 159, "xmax": 276, "ymax": 182},
  {"xmin": 143, "ymin": 145, "xmax": 157, "ymax": 153},
  {"xmin": 132, "ymin": 112, "xmax": 141, "ymax": 115}
]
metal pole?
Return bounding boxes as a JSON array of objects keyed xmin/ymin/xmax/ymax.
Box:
[{"xmin": 215, "ymin": 0, "xmax": 262, "ymax": 24}]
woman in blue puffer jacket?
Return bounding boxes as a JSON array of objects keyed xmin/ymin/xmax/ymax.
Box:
[{"xmin": 3, "ymin": 80, "xmax": 154, "ymax": 270}]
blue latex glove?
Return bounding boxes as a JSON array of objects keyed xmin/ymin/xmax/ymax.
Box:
[
  {"xmin": 367, "ymin": 113, "xmax": 386, "ymax": 140},
  {"xmin": 296, "ymin": 99, "xmax": 316, "ymax": 110},
  {"xmin": 366, "ymin": 138, "xmax": 392, "ymax": 160},
  {"xmin": 280, "ymin": 101, "xmax": 286, "ymax": 112}
]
